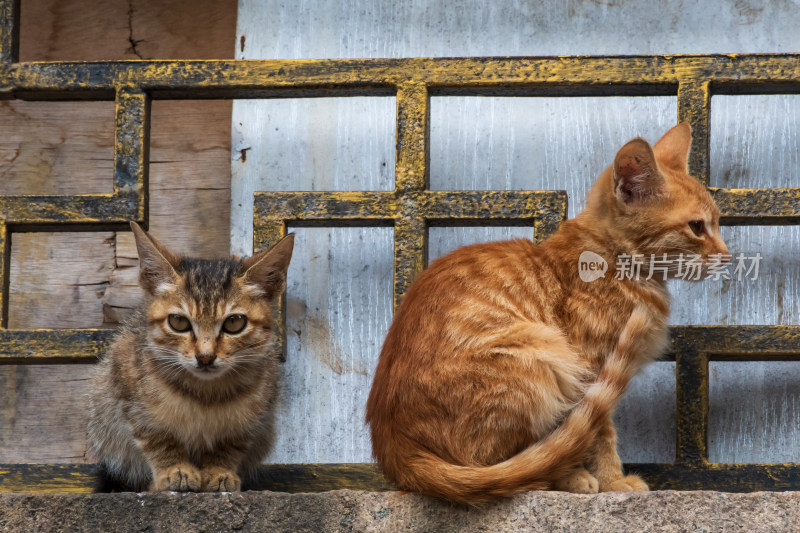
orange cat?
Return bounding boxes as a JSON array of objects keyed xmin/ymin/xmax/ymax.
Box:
[{"xmin": 366, "ymin": 123, "xmax": 728, "ymax": 503}]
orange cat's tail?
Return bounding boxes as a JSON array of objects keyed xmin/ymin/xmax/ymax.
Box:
[{"xmin": 402, "ymin": 306, "xmax": 657, "ymax": 504}]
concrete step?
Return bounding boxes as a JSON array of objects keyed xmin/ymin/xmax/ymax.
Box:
[{"xmin": 1, "ymin": 490, "xmax": 798, "ymax": 532}]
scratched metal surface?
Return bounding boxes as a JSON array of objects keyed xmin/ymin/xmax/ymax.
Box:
[
  {"xmin": 233, "ymin": 1, "xmax": 800, "ymax": 465},
  {"xmin": 230, "ymin": 97, "xmax": 396, "ymax": 258},
  {"xmin": 274, "ymin": 227, "xmax": 393, "ymax": 462}
]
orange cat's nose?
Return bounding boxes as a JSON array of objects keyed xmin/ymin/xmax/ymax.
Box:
[
  {"xmin": 717, "ymin": 242, "xmax": 730, "ymax": 261},
  {"xmin": 196, "ymin": 353, "xmax": 216, "ymax": 367}
]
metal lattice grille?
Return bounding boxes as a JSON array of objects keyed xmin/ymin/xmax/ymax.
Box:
[{"xmin": 1, "ymin": 0, "xmax": 800, "ymax": 492}]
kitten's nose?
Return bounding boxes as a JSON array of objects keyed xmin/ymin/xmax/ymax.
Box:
[{"xmin": 196, "ymin": 353, "xmax": 217, "ymax": 367}]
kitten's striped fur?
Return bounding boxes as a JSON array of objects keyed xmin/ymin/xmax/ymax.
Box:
[
  {"xmin": 88, "ymin": 223, "xmax": 294, "ymax": 492},
  {"xmin": 366, "ymin": 123, "xmax": 728, "ymax": 503}
]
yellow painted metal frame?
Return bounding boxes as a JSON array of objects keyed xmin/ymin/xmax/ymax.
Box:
[{"xmin": 1, "ymin": 0, "xmax": 800, "ymax": 493}]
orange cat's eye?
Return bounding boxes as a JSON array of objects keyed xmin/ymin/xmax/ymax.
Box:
[
  {"xmin": 688, "ymin": 220, "xmax": 705, "ymax": 237},
  {"xmin": 167, "ymin": 314, "xmax": 192, "ymax": 333},
  {"xmin": 222, "ymin": 315, "xmax": 248, "ymax": 334}
]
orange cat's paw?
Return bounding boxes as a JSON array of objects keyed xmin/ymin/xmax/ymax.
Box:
[
  {"xmin": 601, "ymin": 474, "xmax": 649, "ymax": 492},
  {"xmin": 152, "ymin": 463, "xmax": 202, "ymax": 492},
  {"xmin": 552, "ymin": 468, "xmax": 600, "ymax": 494},
  {"xmin": 201, "ymin": 467, "xmax": 241, "ymax": 492}
]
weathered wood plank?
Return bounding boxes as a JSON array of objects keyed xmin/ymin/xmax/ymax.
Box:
[
  {"xmin": 148, "ymin": 99, "xmax": 233, "ymax": 258},
  {"xmin": 0, "ymin": 101, "xmax": 114, "ymax": 196},
  {"xmin": 1, "ymin": 0, "xmax": 236, "ymax": 468},
  {"xmin": 0, "ymin": 365, "xmax": 93, "ymax": 464},
  {"xmin": 8, "ymin": 232, "xmax": 116, "ymax": 330},
  {"xmin": 19, "ymin": 0, "xmax": 236, "ymax": 62},
  {"xmin": 100, "ymin": 232, "xmax": 141, "ymax": 325}
]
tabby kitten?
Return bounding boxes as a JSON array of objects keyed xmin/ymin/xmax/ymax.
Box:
[
  {"xmin": 366, "ymin": 123, "xmax": 728, "ymax": 503},
  {"xmin": 88, "ymin": 222, "xmax": 294, "ymax": 492}
]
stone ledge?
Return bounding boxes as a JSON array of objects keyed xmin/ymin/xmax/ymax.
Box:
[{"xmin": 1, "ymin": 490, "xmax": 798, "ymax": 532}]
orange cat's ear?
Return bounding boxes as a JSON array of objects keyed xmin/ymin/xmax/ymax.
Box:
[
  {"xmin": 240, "ymin": 234, "xmax": 295, "ymax": 300},
  {"xmin": 130, "ymin": 222, "xmax": 181, "ymax": 294},
  {"xmin": 612, "ymin": 138, "xmax": 665, "ymax": 205},
  {"xmin": 653, "ymin": 122, "xmax": 692, "ymax": 173}
]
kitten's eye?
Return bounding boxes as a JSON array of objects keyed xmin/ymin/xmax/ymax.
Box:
[
  {"xmin": 222, "ymin": 314, "xmax": 247, "ymax": 334},
  {"xmin": 167, "ymin": 314, "xmax": 192, "ymax": 333},
  {"xmin": 688, "ymin": 220, "xmax": 705, "ymax": 237}
]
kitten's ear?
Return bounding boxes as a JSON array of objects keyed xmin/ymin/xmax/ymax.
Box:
[
  {"xmin": 240, "ymin": 234, "xmax": 295, "ymax": 300},
  {"xmin": 653, "ymin": 122, "xmax": 692, "ymax": 173},
  {"xmin": 613, "ymin": 138, "xmax": 665, "ymax": 205},
  {"xmin": 130, "ymin": 222, "xmax": 181, "ymax": 294}
]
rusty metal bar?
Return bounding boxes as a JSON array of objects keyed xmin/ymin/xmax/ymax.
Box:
[
  {"xmin": 251, "ymin": 222, "xmax": 290, "ymax": 362},
  {"xmin": 0, "ymin": 195, "xmax": 138, "ymax": 225},
  {"xmin": 2, "ymin": 325, "xmax": 796, "ymax": 366},
  {"xmin": 393, "ymin": 217, "xmax": 427, "ymax": 308},
  {"xmin": 677, "ymin": 80, "xmax": 711, "ymax": 184},
  {"xmin": 669, "ymin": 325, "xmax": 800, "ymax": 355},
  {"xmin": 113, "ymin": 88, "xmax": 150, "ymax": 225},
  {"xmin": 674, "ymin": 349, "xmax": 709, "ymax": 467},
  {"xmin": 4, "ymin": 461, "xmax": 800, "ymax": 493},
  {"xmin": 0, "ymin": 221, "xmax": 8, "ymax": 329},
  {"xmin": 0, "ymin": 0, "xmax": 18, "ymax": 67},
  {"xmin": 713, "ymin": 188, "xmax": 800, "ymax": 225},
  {"xmin": 629, "ymin": 463, "xmax": 800, "ymax": 492},
  {"xmin": 395, "ymin": 83, "xmax": 429, "ymax": 192},
  {"xmin": 0, "ymin": 329, "xmax": 110, "ymax": 363},
  {"xmin": 4, "ymin": 55, "xmax": 800, "ymax": 94},
  {"xmin": 253, "ymin": 190, "xmax": 568, "ymax": 225}
]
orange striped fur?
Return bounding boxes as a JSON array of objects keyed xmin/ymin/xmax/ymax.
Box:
[{"xmin": 366, "ymin": 123, "xmax": 728, "ymax": 503}]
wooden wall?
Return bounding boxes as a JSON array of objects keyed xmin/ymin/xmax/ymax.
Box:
[{"xmin": 0, "ymin": 0, "xmax": 236, "ymax": 462}]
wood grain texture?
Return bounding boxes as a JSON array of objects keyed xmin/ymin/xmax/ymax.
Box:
[
  {"xmin": 101, "ymin": 232, "xmax": 140, "ymax": 325},
  {"xmin": 0, "ymin": 101, "xmax": 114, "ymax": 196},
  {"xmin": 2, "ymin": 0, "xmax": 236, "ymax": 464},
  {"xmin": 234, "ymin": 0, "xmax": 800, "ymax": 466},
  {"xmin": 19, "ymin": 0, "xmax": 236, "ymax": 61},
  {"xmin": 8, "ymin": 232, "xmax": 116, "ymax": 330},
  {"xmin": 0, "ymin": 365, "xmax": 93, "ymax": 463},
  {"xmin": 3, "ymin": 233, "xmax": 111, "ymax": 463},
  {"xmin": 149, "ymin": 99, "xmax": 233, "ymax": 258}
]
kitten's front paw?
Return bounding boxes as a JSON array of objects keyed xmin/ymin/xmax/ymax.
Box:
[
  {"xmin": 201, "ymin": 467, "xmax": 241, "ymax": 492},
  {"xmin": 552, "ymin": 468, "xmax": 599, "ymax": 494},
  {"xmin": 601, "ymin": 474, "xmax": 649, "ymax": 492},
  {"xmin": 152, "ymin": 463, "xmax": 202, "ymax": 492}
]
